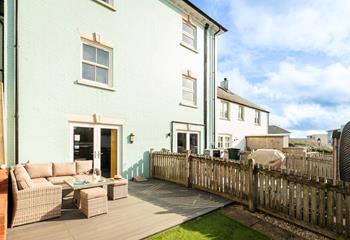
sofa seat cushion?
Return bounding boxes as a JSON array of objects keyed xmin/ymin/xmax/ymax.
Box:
[
  {"xmin": 111, "ymin": 179, "xmax": 128, "ymax": 186},
  {"xmin": 74, "ymin": 174, "xmax": 93, "ymax": 181},
  {"xmin": 47, "ymin": 176, "xmax": 75, "ymax": 185},
  {"xmin": 25, "ymin": 163, "xmax": 53, "ymax": 178},
  {"xmin": 32, "ymin": 178, "xmax": 53, "ymax": 187},
  {"xmin": 75, "ymin": 160, "xmax": 93, "ymax": 174},
  {"xmin": 53, "ymin": 162, "xmax": 76, "ymax": 176},
  {"xmin": 14, "ymin": 164, "xmax": 34, "ymax": 190},
  {"xmin": 80, "ymin": 187, "xmax": 107, "ymax": 200}
]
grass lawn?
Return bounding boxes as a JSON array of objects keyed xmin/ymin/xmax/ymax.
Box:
[{"xmin": 148, "ymin": 212, "xmax": 270, "ymax": 240}]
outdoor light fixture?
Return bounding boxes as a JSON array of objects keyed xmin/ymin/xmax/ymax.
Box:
[{"xmin": 129, "ymin": 133, "xmax": 135, "ymax": 143}]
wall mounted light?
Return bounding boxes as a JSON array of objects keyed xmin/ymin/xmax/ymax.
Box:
[{"xmin": 129, "ymin": 133, "xmax": 135, "ymax": 144}]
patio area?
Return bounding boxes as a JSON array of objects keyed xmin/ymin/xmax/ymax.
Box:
[{"xmin": 7, "ymin": 179, "xmax": 232, "ymax": 240}]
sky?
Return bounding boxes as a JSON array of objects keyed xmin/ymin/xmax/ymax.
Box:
[{"xmin": 191, "ymin": 0, "xmax": 350, "ymax": 137}]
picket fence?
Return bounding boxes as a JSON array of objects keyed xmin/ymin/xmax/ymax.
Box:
[{"xmin": 150, "ymin": 150, "xmax": 349, "ymax": 239}]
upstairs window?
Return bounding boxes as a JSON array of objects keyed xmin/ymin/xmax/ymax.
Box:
[
  {"xmin": 238, "ymin": 105, "xmax": 245, "ymax": 121},
  {"xmin": 81, "ymin": 41, "xmax": 112, "ymax": 87},
  {"xmin": 255, "ymin": 110, "xmax": 261, "ymax": 125},
  {"xmin": 182, "ymin": 76, "xmax": 197, "ymax": 106},
  {"xmin": 220, "ymin": 101, "xmax": 229, "ymax": 120},
  {"xmin": 182, "ymin": 19, "xmax": 197, "ymax": 49}
]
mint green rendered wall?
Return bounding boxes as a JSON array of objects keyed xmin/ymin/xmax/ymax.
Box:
[{"xmin": 5, "ymin": 0, "xmax": 217, "ymax": 178}]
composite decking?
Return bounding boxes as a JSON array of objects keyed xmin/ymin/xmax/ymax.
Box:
[{"xmin": 7, "ymin": 179, "xmax": 232, "ymax": 240}]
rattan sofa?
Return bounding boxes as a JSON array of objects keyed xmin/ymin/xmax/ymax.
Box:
[{"xmin": 10, "ymin": 169, "xmax": 62, "ymax": 227}]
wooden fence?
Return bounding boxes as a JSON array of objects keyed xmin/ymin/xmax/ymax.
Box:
[
  {"xmin": 285, "ymin": 154, "xmax": 334, "ymax": 179},
  {"xmin": 150, "ymin": 151, "xmax": 348, "ymax": 239}
]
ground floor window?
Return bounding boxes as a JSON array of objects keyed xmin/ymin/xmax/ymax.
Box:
[
  {"xmin": 177, "ymin": 131, "xmax": 199, "ymax": 154},
  {"xmin": 217, "ymin": 135, "xmax": 231, "ymax": 149}
]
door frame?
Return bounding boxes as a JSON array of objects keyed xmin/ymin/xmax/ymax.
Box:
[
  {"xmin": 175, "ymin": 130, "xmax": 200, "ymax": 153},
  {"xmin": 69, "ymin": 123, "xmax": 122, "ymax": 175}
]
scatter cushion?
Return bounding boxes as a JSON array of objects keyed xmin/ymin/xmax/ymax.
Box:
[
  {"xmin": 53, "ymin": 162, "xmax": 76, "ymax": 176},
  {"xmin": 75, "ymin": 160, "xmax": 93, "ymax": 174},
  {"xmin": 25, "ymin": 163, "xmax": 53, "ymax": 178},
  {"xmin": 47, "ymin": 176, "xmax": 76, "ymax": 185},
  {"xmin": 32, "ymin": 178, "xmax": 53, "ymax": 187},
  {"xmin": 80, "ymin": 187, "xmax": 107, "ymax": 200},
  {"xmin": 14, "ymin": 164, "xmax": 34, "ymax": 190}
]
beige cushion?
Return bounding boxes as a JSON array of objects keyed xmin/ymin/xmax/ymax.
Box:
[
  {"xmin": 32, "ymin": 178, "xmax": 53, "ymax": 187},
  {"xmin": 80, "ymin": 187, "xmax": 107, "ymax": 200},
  {"xmin": 14, "ymin": 164, "xmax": 34, "ymax": 190},
  {"xmin": 112, "ymin": 179, "xmax": 128, "ymax": 186},
  {"xmin": 53, "ymin": 162, "xmax": 76, "ymax": 176},
  {"xmin": 75, "ymin": 160, "xmax": 93, "ymax": 174},
  {"xmin": 25, "ymin": 163, "xmax": 53, "ymax": 178},
  {"xmin": 74, "ymin": 174, "xmax": 93, "ymax": 181},
  {"xmin": 47, "ymin": 176, "xmax": 75, "ymax": 185}
]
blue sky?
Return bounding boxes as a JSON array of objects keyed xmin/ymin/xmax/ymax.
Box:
[{"xmin": 191, "ymin": 0, "xmax": 350, "ymax": 137}]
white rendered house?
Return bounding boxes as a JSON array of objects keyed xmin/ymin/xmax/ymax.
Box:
[{"xmin": 216, "ymin": 80, "xmax": 269, "ymax": 151}]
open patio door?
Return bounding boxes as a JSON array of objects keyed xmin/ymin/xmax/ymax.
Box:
[{"xmin": 72, "ymin": 124, "xmax": 119, "ymax": 177}]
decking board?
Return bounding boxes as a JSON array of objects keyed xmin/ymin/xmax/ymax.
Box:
[{"xmin": 8, "ymin": 179, "xmax": 231, "ymax": 240}]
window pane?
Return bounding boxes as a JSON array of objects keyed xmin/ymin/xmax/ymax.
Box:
[
  {"xmin": 182, "ymin": 34, "xmax": 194, "ymax": 47},
  {"xmin": 182, "ymin": 90, "xmax": 194, "ymax": 102},
  {"xmin": 83, "ymin": 44, "xmax": 96, "ymax": 62},
  {"xmin": 182, "ymin": 77, "xmax": 194, "ymax": 89},
  {"xmin": 97, "ymin": 48, "xmax": 109, "ymax": 66},
  {"xmin": 82, "ymin": 63, "xmax": 95, "ymax": 81},
  {"xmin": 190, "ymin": 134, "xmax": 198, "ymax": 154},
  {"xmin": 177, "ymin": 133, "xmax": 187, "ymax": 153},
  {"xmin": 96, "ymin": 67, "xmax": 108, "ymax": 84},
  {"xmin": 183, "ymin": 22, "xmax": 194, "ymax": 36}
]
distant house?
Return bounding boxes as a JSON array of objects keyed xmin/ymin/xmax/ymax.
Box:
[
  {"xmin": 216, "ymin": 79, "xmax": 269, "ymax": 151},
  {"xmin": 268, "ymin": 125, "xmax": 291, "ymax": 136},
  {"xmin": 307, "ymin": 134, "xmax": 329, "ymax": 147}
]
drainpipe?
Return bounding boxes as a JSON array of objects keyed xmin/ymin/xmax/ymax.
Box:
[
  {"xmin": 212, "ymin": 27, "xmax": 221, "ymax": 148},
  {"xmin": 14, "ymin": 0, "xmax": 19, "ymax": 164},
  {"xmin": 203, "ymin": 23, "xmax": 209, "ymax": 149}
]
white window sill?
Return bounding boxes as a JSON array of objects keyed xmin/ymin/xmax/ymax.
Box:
[
  {"xmin": 94, "ymin": 0, "xmax": 116, "ymax": 11},
  {"xmin": 76, "ymin": 79, "xmax": 115, "ymax": 91},
  {"xmin": 180, "ymin": 42, "xmax": 198, "ymax": 54},
  {"xmin": 180, "ymin": 102, "xmax": 198, "ymax": 109}
]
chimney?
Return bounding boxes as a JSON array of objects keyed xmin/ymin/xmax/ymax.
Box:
[{"xmin": 220, "ymin": 78, "xmax": 229, "ymax": 90}]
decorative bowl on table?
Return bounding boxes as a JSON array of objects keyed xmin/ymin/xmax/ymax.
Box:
[{"xmin": 73, "ymin": 179, "xmax": 90, "ymax": 185}]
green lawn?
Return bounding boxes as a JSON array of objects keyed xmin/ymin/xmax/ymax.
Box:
[{"xmin": 148, "ymin": 212, "xmax": 270, "ymax": 240}]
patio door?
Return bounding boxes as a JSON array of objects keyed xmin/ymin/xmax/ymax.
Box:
[
  {"xmin": 71, "ymin": 124, "xmax": 119, "ymax": 177},
  {"xmin": 176, "ymin": 131, "xmax": 199, "ymax": 154}
]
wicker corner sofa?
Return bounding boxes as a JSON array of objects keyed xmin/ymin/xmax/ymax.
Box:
[
  {"xmin": 10, "ymin": 160, "xmax": 94, "ymax": 227},
  {"xmin": 10, "ymin": 169, "xmax": 62, "ymax": 227}
]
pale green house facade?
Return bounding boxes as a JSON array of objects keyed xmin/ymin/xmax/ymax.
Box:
[{"xmin": 3, "ymin": 0, "xmax": 226, "ymax": 178}]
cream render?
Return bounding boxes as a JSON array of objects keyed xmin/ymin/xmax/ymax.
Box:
[
  {"xmin": 216, "ymin": 86, "xmax": 269, "ymax": 151},
  {"xmin": 4, "ymin": 0, "xmax": 226, "ymax": 178}
]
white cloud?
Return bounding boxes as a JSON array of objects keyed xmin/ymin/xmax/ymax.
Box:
[
  {"xmin": 229, "ymin": 0, "xmax": 350, "ymax": 56},
  {"xmin": 220, "ymin": 61, "xmax": 350, "ymax": 137}
]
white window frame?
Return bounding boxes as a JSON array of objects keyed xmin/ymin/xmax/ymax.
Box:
[
  {"xmin": 176, "ymin": 131, "xmax": 200, "ymax": 154},
  {"xmin": 238, "ymin": 105, "xmax": 245, "ymax": 121},
  {"xmin": 220, "ymin": 101, "xmax": 230, "ymax": 120},
  {"xmin": 255, "ymin": 110, "xmax": 261, "ymax": 125},
  {"xmin": 181, "ymin": 75, "xmax": 197, "ymax": 107},
  {"xmin": 218, "ymin": 134, "xmax": 231, "ymax": 149},
  {"xmin": 80, "ymin": 38, "xmax": 113, "ymax": 90},
  {"xmin": 181, "ymin": 18, "xmax": 197, "ymax": 51}
]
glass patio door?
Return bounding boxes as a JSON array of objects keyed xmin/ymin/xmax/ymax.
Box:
[
  {"xmin": 72, "ymin": 124, "xmax": 119, "ymax": 177},
  {"xmin": 176, "ymin": 131, "xmax": 199, "ymax": 154}
]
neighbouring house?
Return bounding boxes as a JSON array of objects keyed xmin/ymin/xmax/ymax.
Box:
[
  {"xmin": 3, "ymin": 0, "xmax": 227, "ymax": 178},
  {"xmin": 268, "ymin": 125, "xmax": 291, "ymax": 136},
  {"xmin": 307, "ymin": 134, "xmax": 329, "ymax": 147},
  {"xmin": 216, "ymin": 79, "xmax": 269, "ymax": 151}
]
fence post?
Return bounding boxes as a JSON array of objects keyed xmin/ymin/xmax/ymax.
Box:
[
  {"xmin": 248, "ymin": 158, "xmax": 256, "ymax": 212},
  {"xmin": 185, "ymin": 150, "xmax": 191, "ymax": 188},
  {"xmin": 149, "ymin": 148, "xmax": 154, "ymax": 178}
]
